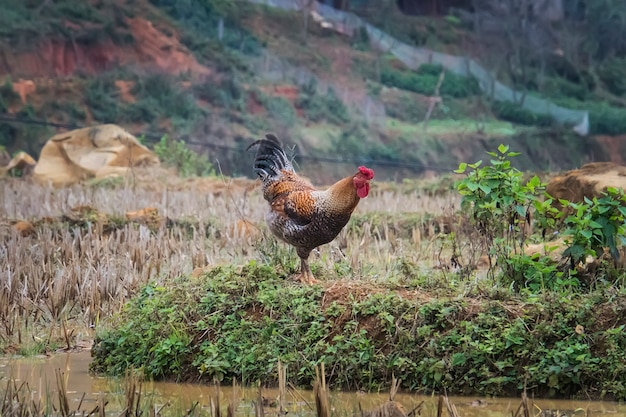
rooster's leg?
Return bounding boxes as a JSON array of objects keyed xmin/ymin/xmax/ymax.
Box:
[{"xmin": 296, "ymin": 252, "xmax": 318, "ymax": 284}]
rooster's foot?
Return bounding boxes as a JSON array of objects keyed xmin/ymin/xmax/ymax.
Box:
[{"xmin": 294, "ymin": 272, "xmax": 318, "ymax": 285}]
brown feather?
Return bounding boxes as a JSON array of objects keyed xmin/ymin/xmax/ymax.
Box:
[{"xmin": 248, "ymin": 134, "xmax": 374, "ymax": 283}]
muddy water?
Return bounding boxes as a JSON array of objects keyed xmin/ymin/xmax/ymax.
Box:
[{"xmin": 1, "ymin": 351, "xmax": 626, "ymax": 417}]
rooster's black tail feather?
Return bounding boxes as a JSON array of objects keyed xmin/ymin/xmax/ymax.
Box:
[{"xmin": 247, "ymin": 133, "xmax": 293, "ymax": 180}]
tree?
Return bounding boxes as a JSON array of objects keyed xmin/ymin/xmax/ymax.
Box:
[
  {"xmin": 295, "ymin": 0, "xmax": 316, "ymax": 43},
  {"xmin": 470, "ymin": 0, "xmax": 559, "ymax": 96},
  {"xmin": 579, "ymin": 0, "xmax": 626, "ymax": 60}
]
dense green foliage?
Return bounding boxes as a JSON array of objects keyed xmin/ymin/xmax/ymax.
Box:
[
  {"xmin": 148, "ymin": 0, "xmax": 261, "ymax": 57},
  {"xmin": 455, "ymin": 146, "xmax": 539, "ymax": 242},
  {"xmin": 380, "ymin": 64, "xmax": 480, "ymax": 98},
  {"xmin": 560, "ymin": 188, "xmax": 626, "ymax": 271},
  {"xmin": 491, "ymin": 101, "xmax": 553, "ymax": 127},
  {"xmin": 597, "ymin": 57, "xmax": 626, "ymax": 96},
  {"xmin": 455, "ymin": 145, "xmax": 626, "ymax": 291},
  {"xmin": 296, "ymin": 82, "xmax": 351, "ymax": 125},
  {"xmin": 85, "ymin": 70, "xmax": 206, "ymax": 127},
  {"xmin": 153, "ymin": 135, "xmax": 215, "ymax": 177},
  {"xmin": 587, "ymin": 104, "xmax": 626, "ymax": 135},
  {"xmin": 91, "ymin": 262, "xmax": 626, "ymax": 399},
  {"xmin": 0, "ymin": 0, "xmax": 133, "ymax": 47}
]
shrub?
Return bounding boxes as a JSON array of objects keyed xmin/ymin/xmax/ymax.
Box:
[
  {"xmin": 549, "ymin": 98, "xmax": 626, "ymax": 135},
  {"xmin": 297, "ymin": 82, "xmax": 350, "ymax": 125},
  {"xmin": 455, "ymin": 145, "xmax": 626, "ymax": 290},
  {"xmin": 0, "ymin": 80, "xmax": 20, "ymax": 113},
  {"xmin": 491, "ymin": 100, "xmax": 553, "ymax": 127},
  {"xmin": 588, "ymin": 104, "xmax": 626, "ymax": 135},
  {"xmin": 454, "ymin": 144, "xmax": 547, "ymax": 283},
  {"xmin": 149, "ymin": 0, "xmax": 261, "ymax": 56},
  {"xmin": 153, "ymin": 135, "xmax": 214, "ymax": 177},
  {"xmin": 598, "ymin": 57, "xmax": 626, "ymax": 97},
  {"xmin": 123, "ymin": 98, "xmax": 160, "ymax": 124},
  {"xmin": 384, "ymin": 93, "xmax": 430, "ymax": 122},
  {"xmin": 53, "ymin": 1, "xmax": 104, "ymax": 23},
  {"xmin": 259, "ymin": 95, "xmax": 297, "ymax": 127},
  {"xmin": 542, "ymin": 77, "xmax": 590, "ymax": 101},
  {"xmin": 131, "ymin": 73, "xmax": 204, "ymax": 122},
  {"xmin": 380, "ymin": 64, "xmax": 480, "ymax": 98},
  {"xmin": 195, "ymin": 77, "xmax": 244, "ymax": 110},
  {"xmin": 84, "ymin": 75, "xmax": 121, "ymax": 123},
  {"xmin": 559, "ymin": 188, "xmax": 626, "ymax": 272}
]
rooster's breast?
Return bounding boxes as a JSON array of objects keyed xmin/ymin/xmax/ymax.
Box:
[{"xmin": 266, "ymin": 209, "xmax": 352, "ymax": 251}]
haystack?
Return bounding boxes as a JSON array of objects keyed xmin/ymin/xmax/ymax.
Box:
[
  {"xmin": 546, "ymin": 162, "xmax": 626, "ymax": 209},
  {"xmin": 0, "ymin": 151, "xmax": 36, "ymax": 177},
  {"xmin": 33, "ymin": 124, "xmax": 159, "ymax": 186}
]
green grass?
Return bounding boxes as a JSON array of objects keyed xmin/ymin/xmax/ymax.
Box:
[{"xmin": 385, "ymin": 118, "xmax": 524, "ymax": 137}]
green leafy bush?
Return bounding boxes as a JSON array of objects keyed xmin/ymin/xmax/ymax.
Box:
[
  {"xmin": 84, "ymin": 75, "xmax": 123, "ymax": 123},
  {"xmin": 297, "ymin": 82, "xmax": 350, "ymax": 124},
  {"xmin": 588, "ymin": 104, "xmax": 626, "ymax": 135},
  {"xmin": 542, "ymin": 77, "xmax": 590, "ymax": 101},
  {"xmin": 85, "ymin": 70, "xmax": 205, "ymax": 125},
  {"xmin": 491, "ymin": 100, "xmax": 553, "ymax": 127},
  {"xmin": 454, "ymin": 144, "xmax": 546, "ymax": 283},
  {"xmin": 550, "ymin": 98, "xmax": 626, "ymax": 135},
  {"xmin": 503, "ymin": 253, "xmax": 573, "ymax": 292},
  {"xmin": 598, "ymin": 57, "xmax": 626, "ymax": 96},
  {"xmin": 455, "ymin": 145, "xmax": 626, "ymax": 290},
  {"xmin": 0, "ymin": 80, "xmax": 20, "ymax": 113},
  {"xmin": 149, "ymin": 0, "xmax": 261, "ymax": 56},
  {"xmin": 380, "ymin": 64, "xmax": 480, "ymax": 98},
  {"xmin": 153, "ymin": 135, "xmax": 215, "ymax": 177},
  {"xmin": 258, "ymin": 94, "xmax": 297, "ymax": 127},
  {"xmin": 131, "ymin": 73, "xmax": 204, "ymax": 122},
  {"xmin": 559, "ymin": 188, "xmax": 626, "ymax": 271},
  {"xmin": 195, "ymin": 77, "xmax": 244, "ymax": 110}
]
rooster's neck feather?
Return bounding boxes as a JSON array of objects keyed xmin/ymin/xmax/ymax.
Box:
[{"xmin": 317, "ymin": 175, "xmax": 359, "ymax": 214}]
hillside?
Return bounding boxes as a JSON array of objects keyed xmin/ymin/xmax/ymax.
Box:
[{"xmin": 1, "ymin": 0, "xmax": 625, "ymax": 182}]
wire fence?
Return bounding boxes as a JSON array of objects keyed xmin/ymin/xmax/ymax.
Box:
[
  {"xmin": 251, "ymin": 50, "xmax": 387, "ymax": 125},
  {"xmin": 247, "ymin": 0, "xmax": 589, "ymax": 135},
  {"xmin": 1, "ymin": 1, "xmax": 592, "ymax": 182},
  {"xmin": 0, "ymin": 114, "xmax": 455, "ymax": 184}
]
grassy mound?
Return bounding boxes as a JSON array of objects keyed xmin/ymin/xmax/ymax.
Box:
[{"xmin": 91, "ymin": 262, "xmax": 626, "ymax": 400}]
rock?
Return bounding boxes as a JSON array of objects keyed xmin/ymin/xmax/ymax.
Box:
[{"xmin": 546, "ymin": 162, "xmax": 626, "ymax": 210}]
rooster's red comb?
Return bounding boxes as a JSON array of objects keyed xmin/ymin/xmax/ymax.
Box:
[{"xmin": 358, "ymin": 166, "xmax": 374, "ymax": 180}]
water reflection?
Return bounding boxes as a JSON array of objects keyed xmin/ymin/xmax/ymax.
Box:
[{"xmin": 1, "ymin": 351, "xmax": 625, "ymax": 417}]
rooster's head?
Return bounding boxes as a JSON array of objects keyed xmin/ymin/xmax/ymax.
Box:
[{"xmin": 354, "ymin": 166, "xmax": 374, "ymax": 198}]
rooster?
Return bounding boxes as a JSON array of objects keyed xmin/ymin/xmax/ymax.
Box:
[{"xmin": 247, "ymin": 134, "xmax": 375, "ymax": 284}]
